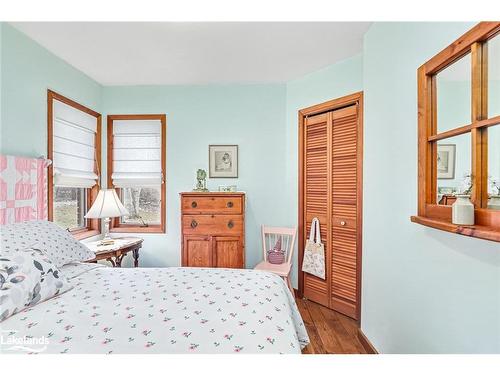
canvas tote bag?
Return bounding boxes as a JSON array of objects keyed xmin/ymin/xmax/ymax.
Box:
[{"xmin": 301, "ymin": 217, "xmax": 325, "ymax": 279}]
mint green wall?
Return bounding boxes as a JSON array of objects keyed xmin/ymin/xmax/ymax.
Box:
[
  {"xmin": 284, "ymin": 55, "xmax": 364, "ymax": 286},
  {"xmin": 362, "ymin": 22, "xmax": 500, "ymax": 353},
  {"xmin": 101, "ymin": 84, "xmax": 287, "ymax": 269},
  {"xmin": 0, "ymin": 23, "xmax": 101, "ymax": 157}
]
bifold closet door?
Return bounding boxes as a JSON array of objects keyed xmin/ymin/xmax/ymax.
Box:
[
  {"xmin": 301, "ymin": 100, "xmax": 361, "ymax": 321},
  {"xmin": 330, "ymin": 105, "xmax": 359, "ymax": 319},
  {"xmin": 303, "ymin": 112, "xmax": 331, "ymax": 306}
]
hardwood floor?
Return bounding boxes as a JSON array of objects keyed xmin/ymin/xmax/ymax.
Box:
[{"xmin": 296, "ymin": 298, "xmax": 368, "ymax": 354}]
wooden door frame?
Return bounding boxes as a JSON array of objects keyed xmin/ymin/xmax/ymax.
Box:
[{"xmin": 298, "ymin": 91, "xmax": 364, "ymax": 321}]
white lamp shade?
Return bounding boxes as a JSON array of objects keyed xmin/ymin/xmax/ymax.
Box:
[{"xmin": 85, "ymin": 189, "xmax": 129, "ymax": 219}]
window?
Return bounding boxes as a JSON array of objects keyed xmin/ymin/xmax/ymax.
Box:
[
  {"xmin": 412, "ymin": 22, "xmax": 500, "ymax": 242},
  {"xmin": 107, "ymin": 114, "xmax": 166, "ymax": 233},
  {"xmin": 48, "ymin": 90, "xmax": 101, "ymax": 239},
  {"xmin": 53, "ymin": 186, "xmax": 86, "ymax": 230}
]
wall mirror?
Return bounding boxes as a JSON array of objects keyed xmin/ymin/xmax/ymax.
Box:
[
  {"xmin": 436, "ymin": 53, "xmax": 471, "ymax": 134},
  {"xmin": 488, "ymin": 125, "xmax": 500, "ymax": 210},
  {"xmin": 436, "ymin": 133, "xmax": 471, "ymax": 206},
  {"xmin": 412, "ymin": 22, "xmax": 500, "ymax": 242}
]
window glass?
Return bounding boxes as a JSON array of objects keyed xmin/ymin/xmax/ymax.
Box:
[
  {"xmin": 436, "ymin": 53, "xmax": 471, "ymax": 133},
  {"xmin": 488, "ymin": 125, "xmax": 500, "ymax": 209},
  {"xmin": 53, "ymin": 186, "xmax": 86, "ymax": 230},
  {"xmin": 120, "ymin": 187, "xmax": 161, "ymax": 225},
  {"xmin": 488, "ymin": 35, "xmax": 500, "ymax": 119},
  {"xmin": 436, "ymin": 132, "xmax": 472, "ymax": 205}
]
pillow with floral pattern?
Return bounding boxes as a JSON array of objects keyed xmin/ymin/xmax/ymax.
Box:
[
  {"xmin": 0, "ymin": 247, "xmax": 73, "ymax": 322},
  {"xmin": 0, "ymin": 220, "xmax": 95, "ymax": 267}
]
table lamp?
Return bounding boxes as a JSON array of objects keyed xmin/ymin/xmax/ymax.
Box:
[{"xmin": 85, "ymin": 189, "xmax": 129, "ymax": 245}]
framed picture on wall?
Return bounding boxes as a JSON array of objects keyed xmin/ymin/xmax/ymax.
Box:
[
  {"xmin": 209, "ymin": 145, "xmax": 238, "ymax": 178},
  {"xmin": 437, "ymin": 144, "xmax": 456, "ymax": 179}
]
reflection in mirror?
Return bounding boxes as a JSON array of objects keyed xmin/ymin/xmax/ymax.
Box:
[
  {"xmin": 436, "ymin": 133, "xmax": 471, "ymax": 205},
  {"xmin": 488, "ymin": 125, "xmax": 500, "ymax": 210},
  {"xmin": 488, "ymin": 35, "xmax": 500, "ymax": 119},
  {"xmin": 436, "ymin": 53, "xmax": 471, "ymax": 133}
]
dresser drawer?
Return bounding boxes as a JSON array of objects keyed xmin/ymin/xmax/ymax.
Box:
[
  {"xmin": 181, "ymin": 195, "xmax": 243, "ymax": 214},
  {"xmin": 182, "ymin": 215, "xmax": 243, "ymax": 235}
]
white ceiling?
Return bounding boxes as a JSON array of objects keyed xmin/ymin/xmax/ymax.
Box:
[{"xmin": 10, "ymin": 22, "xmax": 371, "ymax": 86}]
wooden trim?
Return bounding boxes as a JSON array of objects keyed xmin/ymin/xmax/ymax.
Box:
[
  {"xmin": 107, "ymin": 114, "xmax": 167, "ymax": 234},
  {"xmin": 47, "ymin": 90, "xmax": 101, "ymax": 238},
  {"xmin": 423, "ymin": 22, "xmax": 500, "ymax": 75},
  {"xmin": 297, "ymin": 110, "xmax": 305, "ymax": 299},
  {"xmin": 357, "ymin": 329, "xmax": 378, "ymax": 354},
  {"xmin": 414, "ymin": 22, "xmax": 500, "ymax": 241},
  {"xmin": 299, "ymin": 92, "xmax": 363, "ymax": 117},
  {"xmin": 298, "ymin": 91, "xmax": 363, "ymax": 320},
  {"xmin": 427, "ymin": 115, "xmax": 500, "ymax": 141},
  {"xmin": 356, "ymin": 93, "xmax": 364, "ymax": 322},
  {"xmin": 411, "ymin": 215, "xmax": 500, "ymax": 242}
]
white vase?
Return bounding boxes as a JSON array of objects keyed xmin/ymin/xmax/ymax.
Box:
[
  {"xmin": 452, "ymin": 194, "xmax": 474, "ymax": 225},
  {"xmin": 488, "ymin": 195, "xmax": 500, "ymax": 210}
]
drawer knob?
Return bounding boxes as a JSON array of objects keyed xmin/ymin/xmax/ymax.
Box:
[
  {"xmin": 340, "ymin": 221, "xmax": 346, "ymax": 226},
  {"xmin": 227, "ymin": 201, "xmax": 234, "ymax": 208},
  {"xmin": 191, "ymin": 220, "xmax": 198, "ymax": 228},
  {"xmin": 227, "ymin": 220, "xmax": 234, "ymax": 229},
  {"xmin": 191, "ymin": 201, "xmax": 197, "ymax": 208}
]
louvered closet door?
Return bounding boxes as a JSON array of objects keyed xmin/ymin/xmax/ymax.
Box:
[
  {"xmin": 303, "ymin": 112, "xmax": 330, "ymax": 306},
  {"xmin": 330, "ymin": 105, "xmax": 359, "ymax": 319}
]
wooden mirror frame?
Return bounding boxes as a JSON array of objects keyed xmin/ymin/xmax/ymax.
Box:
[{"xmin": 411, "ymin": 22, "xmax": 500, "ymax": 242}]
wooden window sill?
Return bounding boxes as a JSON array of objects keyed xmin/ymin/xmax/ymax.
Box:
[
  {"xmin": 410, "ymin": 216, "xmax": 500, "ymax": 242},
  {"xmin": 110, "ymin": 225, "xmax": 164, "ymax": 234},
  {"xmin": 72, "ymin": 229, "xmax": 101, "ymax": 240}
]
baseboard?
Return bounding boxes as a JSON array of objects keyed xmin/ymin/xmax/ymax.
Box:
[{"xmin": 357, "ymin": 328, "xmax": 378, "ymax": 354}]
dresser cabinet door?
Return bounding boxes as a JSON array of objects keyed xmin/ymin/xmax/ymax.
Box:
[
  {"xmin": 213, "ymin": 236, "xmax": 243, "ymax": 268},
  {"xmin": 183, "ymin": 235, "xmax": 213, "ymax": 267}
]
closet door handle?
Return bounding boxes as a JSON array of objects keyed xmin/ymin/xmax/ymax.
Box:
[
  {"xmin": 227, "ymin": 220, "xmax": 234, "ymax": 229},
  {"xmin": 227, "ymin": 201, "xmax": 234, "ymax": 208},
  {"xmin": 191, "ymin": 220, "xmax": 198, "ymax": 228},
  {"xmin": 191, "ymin": 201, "xmax": 198, "ymax": 208},
  {"xmin": 340, "ymin": 221, "xmax": 346, "ymax": 226}
]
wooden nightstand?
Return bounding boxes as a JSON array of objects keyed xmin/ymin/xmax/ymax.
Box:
[{"xmin": 85, "ymin": 237, "xmax": 143, "ymax": 267}]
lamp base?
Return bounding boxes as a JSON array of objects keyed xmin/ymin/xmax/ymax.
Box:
[{"xmin": 98, "ymin": 217, "xmax": 115, "ymax": 246}]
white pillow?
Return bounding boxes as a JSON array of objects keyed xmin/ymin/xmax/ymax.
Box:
[
  {"xmin": 0, "ymin": 247, "xmax": 73, "ymax": 322},
  {"xmin": 0, "ymin": 220, "xmax": 95, "ymax": 267}
]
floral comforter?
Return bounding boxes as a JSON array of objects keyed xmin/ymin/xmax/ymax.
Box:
[{"xmin": 0, "ymin": 265, "xmax": 309, "ymax": 354}]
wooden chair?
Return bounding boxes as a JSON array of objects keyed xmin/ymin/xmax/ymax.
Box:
[{"xmin": 254, "ymin": 225, "xmax": 297, "ymax": 294}]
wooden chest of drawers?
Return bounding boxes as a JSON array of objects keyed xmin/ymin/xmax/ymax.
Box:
[{"xmin": 180, "ymin": 192, "xmax": 245, "ymax": 268}]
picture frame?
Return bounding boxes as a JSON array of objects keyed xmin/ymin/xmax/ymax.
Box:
[
  {"xmin": 437, "ymin": 144, "xmax": 456, "ymax": 179},
  {"xmin": 209, "ymin": 145, "xmax": 238, "ymax": 178},
  {"xmin": 218, "ymin": 185, "xmax": 237, "ymax": 192}
]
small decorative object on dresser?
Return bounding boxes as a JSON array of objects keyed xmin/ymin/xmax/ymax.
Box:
[
  {"xmin": 180, "ymin": 192, "xmax": 245, "ymax": 268},
  {"xmin": 209, "ymin": 145, "xmax": 238, "ymax": 178},
  {"xmin": 193, "ymin": 169, "xmax": 209, "ymax": 192},
  {"xmin": 218, "ymin": 185, "xmax": 237, "ymax": 192},
  {"xmin": 85, "ymin": 237, "xmax": 143, "ymax": 267}
]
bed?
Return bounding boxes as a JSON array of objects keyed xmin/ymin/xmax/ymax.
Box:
[
  {"xmin": 1, "ymin": 262, "xmax": 309, "ymax": 354},
  {"xmin": 0, "ymin": 159, "xmax": 309, "ymax": 354}
]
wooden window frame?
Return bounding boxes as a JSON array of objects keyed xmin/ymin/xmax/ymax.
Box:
[
  {"xmin": 107, "ymin": 114, "xmax": 166, "ymax": 234},
  {"xmin": 411, "ymin": 22, "xmax": 500, "ymax": 242},
  {"xmin": 47, "ymin": 90, "xmax": 102, "ymax": 240}
]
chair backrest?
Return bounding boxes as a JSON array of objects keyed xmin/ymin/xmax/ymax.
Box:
[{"xmin": 261, "ymin": 225, "xmax": 297, "ymax": 265}]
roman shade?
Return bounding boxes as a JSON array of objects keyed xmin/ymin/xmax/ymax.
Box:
[
  {"xmin": 111, "ymin": 119, "xmax": 163, "ymax": 187},
  {"xmin": 53, "ymin": 99, "xmax": 98, "ymax": 188}
]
